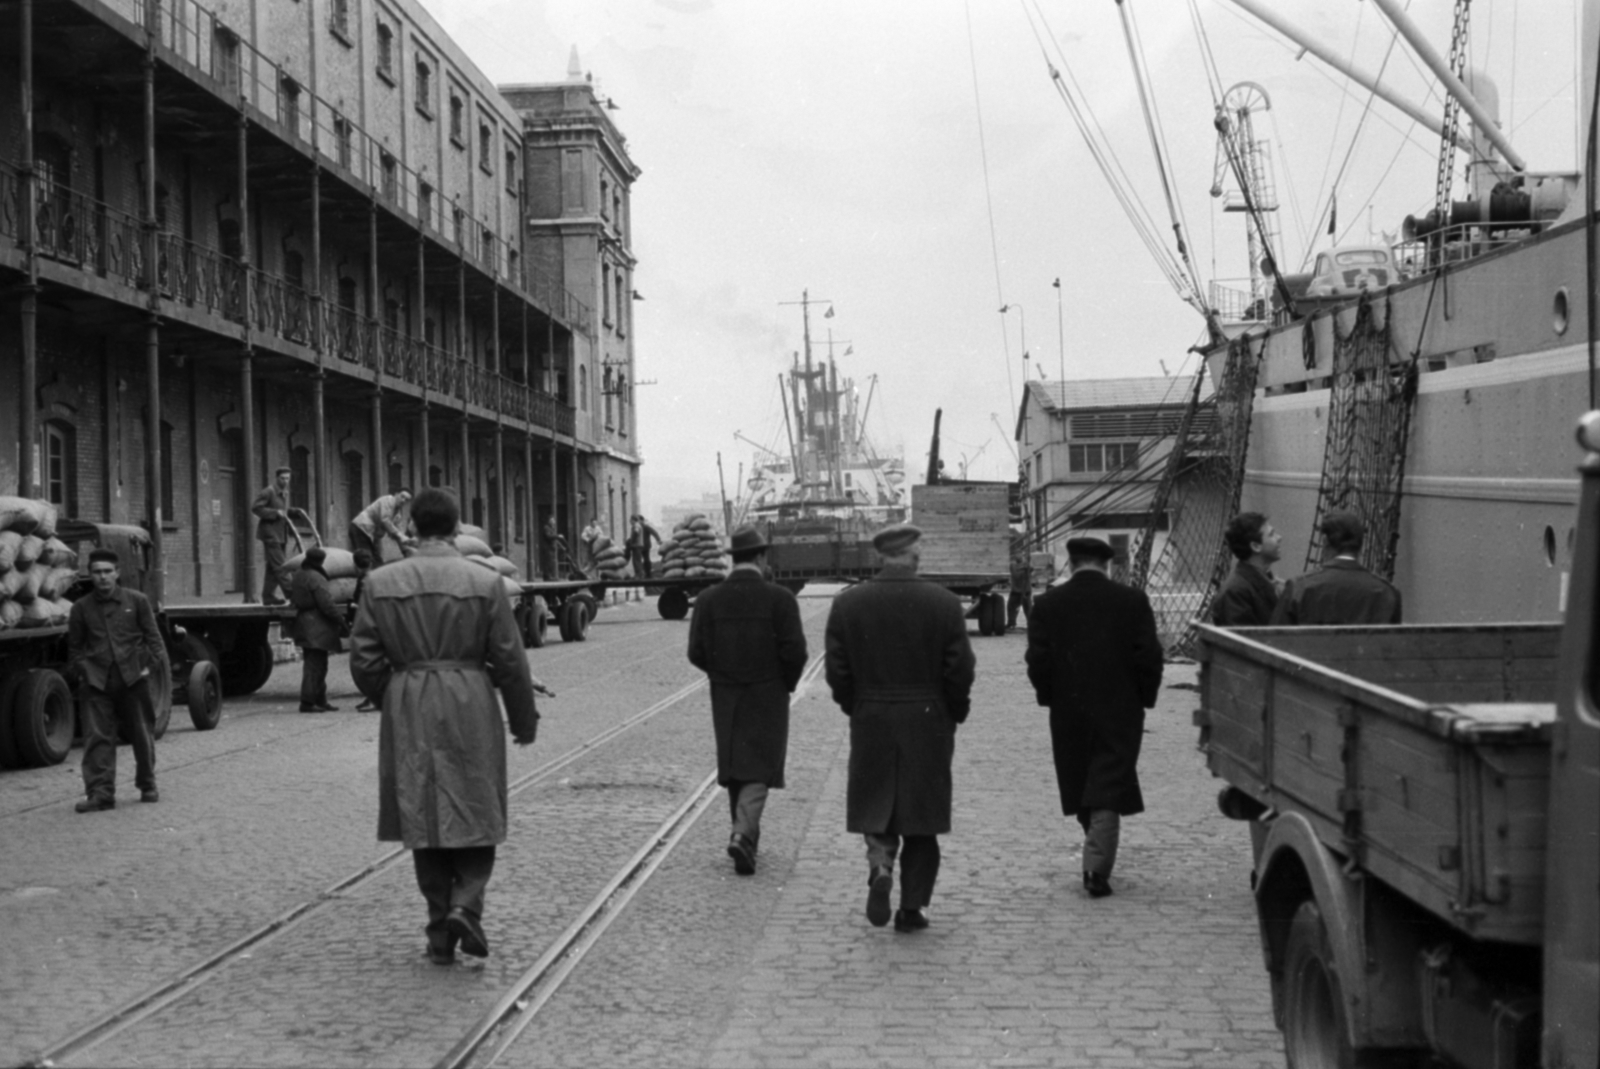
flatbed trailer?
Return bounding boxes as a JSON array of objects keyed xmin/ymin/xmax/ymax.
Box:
[{"xmin": 165, "ymin": 601, "xmax": 296, "ymax": 697}]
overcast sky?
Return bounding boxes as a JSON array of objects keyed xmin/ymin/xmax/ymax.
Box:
[{"xmin": 423, "ymin": 0, "xmax": 1582, "ymax": 520}]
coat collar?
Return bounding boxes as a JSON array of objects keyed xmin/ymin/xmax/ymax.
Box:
[
  {"xmin": 874, "ymin": 562, "xmax": 920, "ymax": 581},
  {"xmin": 414, "ymin": 541, "xmax": 461, "ymax": 558}
]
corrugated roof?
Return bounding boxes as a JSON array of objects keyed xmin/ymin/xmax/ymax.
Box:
[{"xmin": 1025, "ymin": 376, "xmax": 1207, "ymax": 413}]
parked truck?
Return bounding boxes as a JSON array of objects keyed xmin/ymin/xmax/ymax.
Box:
[{"xmin": 1191, "ymin": 417, "xmax": 1600, "ymax": 1067}]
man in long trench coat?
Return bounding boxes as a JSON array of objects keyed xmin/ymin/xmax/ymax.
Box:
[
  {"xmin": 687, "ymin": 525, "xmax": 809, "ymax": 876},
  {"xmin": 350, "ymin": 488, "xmax": 540, "ymax": 965},
  {"xmin": 1026, "ymin": 536, "xmax": 1163, "ymax": 898},
  {"xmin": 825, "ymin": 524, "xmax": 975, "ymax": 933}
]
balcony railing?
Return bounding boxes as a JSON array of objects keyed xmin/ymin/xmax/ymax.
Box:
[{"xmin": 105, "ymin": 0, "xmax": 593, "ymax": 336}]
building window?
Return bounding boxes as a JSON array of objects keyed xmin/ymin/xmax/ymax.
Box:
[
  {"xmin": 601, "ymin": 265, "xmax": 611, "ymax": 326},
  {"xmin": 562, "ymin": 149, "xmax": 584, "ymax": 212},
  {"xmin": 291, "ymin": 446, "xmax": 311, "ymax": 510},
  {"xmin": 600, "ymin": 178, "xmax": 610, "ymax": 220},
  {"xmin": 380, "ymin": 152, "xmax": 397, "ymax": 200},
  {"xmin": 415, "ymin": 60, "xmax": 433, "ymax": 117},
  {"xmin": 329, "ymin": 0, "xmax": 352, "ymax": 43},
  {"xmin": 578, "ymin": 365, "xmax": 587, "ymax": 410},
  {"xmin": 160, "ymin": 421, "xmax": 175, "ymax": 524},
  {"xmin": 342, "ymin": 452, "xmax": 364, "ymax": 521},
  {"xmin": 384, "ymin": 298, "xmax": 401, "ymax": 332},
  {"xmin": 1068, "ymin": 441, "xmax": 1139, "ymax": 474},
  {"xmin": 284, "ymin": 249, "xmax": 304, "ymax": 290},
  {"xmin": 418, "ymin": 182, "xmax": 432, "ymax": 228},
  {"xmin": 375, "ymin": 22, "xmax": 395, "ymax": 81},
  {"xmin": 280, "ymin": 77, "xmax": 301, "ymax": 139},
  {"xmin": 452, "ymin": 206, "xmax": 464, "ymax": 246},
  {"xmin": 43, "ymin": 421, "xmax": 76, "ymax": 515},
  {"xmin": 613, "ymin": 191, "xmax": 623, "ymax": 237},
  {"xmin": 478, "ymin": 124, "xmax": 493, "ymax": 173},
  {"xmin": 505, "ymin": 149, "xmax": 517, "ymax": 195},
  {"xmin": 213, "ymin": 27, "xmax": 240, "ymax": 90},
  {"xmin": 333, "ymin": 115, "xmax": 352, "ymax": 169},
  {"xmin": 449, "ymin": 94, "xmax": 464, "ymax": 145}
]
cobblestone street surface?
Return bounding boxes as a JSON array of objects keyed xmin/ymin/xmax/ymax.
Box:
[{"xmin": 1, "ymin": 592, "xmax": 1283, "ymax": 1067}]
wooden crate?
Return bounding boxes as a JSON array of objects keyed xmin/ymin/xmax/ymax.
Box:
[
  {"xmin": 1196, "ymin": 623, "xmax": 1557, "ymax": 945},
  {"xmin": 911, "ymin": 483, "xmax": 1010, "ymax": 579}
]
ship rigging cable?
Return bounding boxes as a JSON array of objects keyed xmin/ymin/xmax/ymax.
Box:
[{"xmin": 964, "ymin": 0, "xmax": 1015, "ymax": 416}]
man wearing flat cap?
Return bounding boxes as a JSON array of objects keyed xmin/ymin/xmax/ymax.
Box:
[
  {"xmin": 289, "ymin": 547, "xmax": 345, "ymax": 713},
  {"xmin": 1271, "ymin": 510, "xmax": 1402, "ymax": 625},
  {"xmin": 688, "ymin": 524, "xmax": 809, "ymax": 876},
  {"xmin": 825, "ymin": 523, "xmax": 976, "ymax": 933},
  {"xmin": 1026, "ymin": 535, "xmax": 1163, "ymax": 898}
]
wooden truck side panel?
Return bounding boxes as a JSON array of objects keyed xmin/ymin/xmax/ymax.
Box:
[
  {"xmin": 911, "ymin": 483, "xmax": 1009, "ymax": 580},
  {"xmin": 1197, "ymin": 623, "xmax": 1556, "ymax": 946}
]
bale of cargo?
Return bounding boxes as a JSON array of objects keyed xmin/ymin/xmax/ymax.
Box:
[
  {"xmin": 15, "ymin": 534, "xmax": 44, "ymax": 570},
  {"xmin": 325, "ymin": 577, "xmax": 362, "ymax": 604},
  {"xmin": 0, "ymin": 599, "xmax": 22, "ymax": 629},
  {"xmin": 501, "ymin": 576, "xmax": 523, "ymax": 600},
  {"xmin": 486, "ymin": 555, "xmax": 519, "ymax": 577},
  {"xmin": 40, "ymin": 566, "xmax": 78, "ymax": 599},
  {"xmin": 0, "ymin": 531, "xmax": 22, "ymax": 572},
  {"xmin": 40, "ymin": 537, "xmax": 75, "ymax": 568},
  {"xmin": 455, "ymin": 534, "xmax": 493, "ymax": 558},
  {"xmin": 17, "ymin": 598, "xmax": 67, "ymax": 628},
  {"xmin": 0, "ymin": 497, "xmax": 57, "ymax": 537},
  {"xmin": 0, "ymin": 567, "xmax": 27, "ymax": 599},
  {"xmin": 284, "ymin": 547, "xmax": 361, "ymax": 579},
  {"xmin": 13, "ymin": 564, "xmax": 46, "ymax": 604},
  {"xmin": 459, "ymin": 522, "xmax": 488, "ymax": 540}
]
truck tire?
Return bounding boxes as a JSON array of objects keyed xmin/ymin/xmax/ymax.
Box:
[
  {"xmin": 562, "ymin": 599, "xmax": 590, "ymax": 642},
  {"xmin": 658, "ymin": 587, "xmax": 690, "ymax": 620},
  {"xmin": 0, "ymin": 673, "xmax": 27, "ymax": 769},
  {"xmin": 222, "ymin": 639, "xmax": 274, "ymax": 697},
  {"xmin": 1283, "ymin": 899, "xmax": 1374, "ymax": 1069},
  {"xmin": 147, "ymin": 653, "xmax": 173, "ymax": 741},
  {"xmin": 186, "ymin": 661, "xmax": 223, "ymax": 731},
  {"xmin": 182, "ymin": 631, "xmax": 221, "ymax": 674},
  {"xmin": 524, "ymin": 597, "xmax": 548, "ymax": 649},
  {"xmin": 11, "ymin": 669, "xmax": 75, "ymax": 768}
]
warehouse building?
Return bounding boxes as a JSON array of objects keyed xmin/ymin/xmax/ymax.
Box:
[{"xmin": 0, "ymin": 0, "xmax": 640, "ymax": 600}]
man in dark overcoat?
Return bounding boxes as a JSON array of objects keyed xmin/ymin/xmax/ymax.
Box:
[
  {"xmin": 1211, "ymin": 511, "xmax": 1282, "ymax": 626},
  {"xmin": 251, "ymin": 466, "xmax": 293, "ymax": 605},
  {"xmin": 1026, "ymin": 536, "xmax": 1163, "ymax": 898},
  {"xmin": 349, "ymin": 488, "xmax": 540, "ymax": 966},
  {"xmin": 825, "ymin": 523, "xmax": 975, "ymax": 933},
  {"xmin": 289, "ymin": 547, "xmax": 345, "ymax": 713},
  {"xmin": 1271, "ymin": 510, "xmax": 1402, "ymax": 625},
  {"xmin": 687, "ymin": 524, "xmax": 809, "ymax": 876}
]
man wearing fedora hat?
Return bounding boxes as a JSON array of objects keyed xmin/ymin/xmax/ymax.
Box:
[
  {"xmin": 1271, "ymin": 510, "xmax": 1401, "ymax": 625},
  {"xmin": 1026, "ymin": 535, "xmax": 1163, "ymax": 898},
  {"xmin": 688, "ymin": 524, "xmax": 809, "ymax": 876},
  {"xmin": 825, "ymin": 523, "xmax": 975, "ymax": 933}
]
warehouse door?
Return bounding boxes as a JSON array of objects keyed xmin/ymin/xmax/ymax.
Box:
[{"xmin": 217, "ymin": 430, "xmax": 244, "ymax": 593}]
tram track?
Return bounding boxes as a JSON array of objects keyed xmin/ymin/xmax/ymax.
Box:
[{"xmin": 24, "ymin": 601, "xmax": 833, "ymax": 1069}]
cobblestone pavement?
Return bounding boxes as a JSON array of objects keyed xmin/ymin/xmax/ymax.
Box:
[{"xmin": 1, "ymin": 593, "xmax": 1284, "ymax": 1068}]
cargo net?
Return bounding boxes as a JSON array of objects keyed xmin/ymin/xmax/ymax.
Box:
[
  {"xmin": 1300, "ymin": 294, "xmax": 1418, "ymax": 579},
  {"xmin": 1127, "ymin": 333, "xmax": 1264, "ymax": 656}
]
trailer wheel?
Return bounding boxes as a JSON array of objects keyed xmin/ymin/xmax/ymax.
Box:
[
  {"xmin": 525, "ymin": 597, "xmax": 548, "ymax": 648},
  {"xmin": 146, "ymin": 653, "xmax": 173, "ymax": 741},
  {"xmin": 222, "ymin": 639, "xmax": 274, "ymax": 697},
  {"xmin": 186, "ymin": 661, "xmax": 223, "ymax": 731},
  {"xmin": 562, "ymin": 599, "xmax": 590, "ymax": 642},
  {"xmin": 181, "ymin": 631, "xmax": 221, "ymax": 674},
  {"xmin": 11, "ymin": 669, "xmax": 75, "ymax": 768},
  {"xmin": 658, "ymin": 587, "xmax": 690, "ymax": 620},
  {"xmin": 0, "ymin": 672, "xmax": 28, "ymax": 769},
  {"xmin": 1283, "ymin": 899, "xmax": 1363, "ymax": 1069}
]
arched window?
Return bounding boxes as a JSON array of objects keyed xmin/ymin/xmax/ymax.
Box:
[
  {"xmin": 342, "ymin": 451, "xmax": 364, "ymax": 522},
  {"xmin": 42, "ymin": 420, "xmax": 76, "ymax": 515},
  {"xmin": 291, "ymin": 445, "xmax": 311, "ymax": 511}
]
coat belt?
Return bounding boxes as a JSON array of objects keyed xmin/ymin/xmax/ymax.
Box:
[
  {"xmin": 857, "ymin": 686, "xmax": 941, "ymax": 703},
  {"xmin": 400, "ymin": 659, "xmax": 486, "ymax": 672}
]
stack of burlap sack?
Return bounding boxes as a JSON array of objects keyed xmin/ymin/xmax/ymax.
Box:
[
  {"xmin": 283, "ymin": 546, "xmax": 365, "ymax": 606},
  {"xmin": 0, "ymin": 497, "xmax": 76, "ymax": 631},
  {"xmin": 658, "ymin": 514, "xmax": 729, "ymax": 579},
  {"xmin": 456, "ymin": 530, "xmax": 525, "ymax": 601},
  {"xmin": 588, "ymin": 534, "xmax": 628, "ymax": 579}
]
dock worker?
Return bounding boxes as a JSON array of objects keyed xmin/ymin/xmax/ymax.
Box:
[
  {"xmin": 251, "ymin": 466, "xmax": 293, "ymax": 605},
  {"xmin": 67, "ymin": 549, "xmax": 166, "ymax": 812},
  {"xmin": 1271, "ymin": 510, "xmax": 1402, "ymax": 625},
  {"xmin": 349, "ymin": 488, "xmax": 540, "ymax": 966},
  {"xmin": 1211, "ymin": 512, "xmax": 1283, "ymax": 627},
  {"xmin": 1025, "ymin": 535, "xmax": 1163, "ymax": 898},
  {"xmin": 289, "ymin": 547, "xmax": 344, "ymax": 713},
  {"xmin": 626, "ymin": 514, "xmax": 662, "ymax": 579},
  {"xmin": 825, "ymin": 523, "xmax": 976, "ymax": 933},
  {"xmin": 687, "ymin": 524, "xmax": 809, "ymax": 877},
  {"xmin": 580, "ymin": 516, "xmax": 605, "ymax": 569},
  {"xmin": 1007, "ymin": 548, "xmax": 1034, "ymax": 630},
  {"xmin": 349, "ymin": 489, "xmax": 415, "ymax": 564}
]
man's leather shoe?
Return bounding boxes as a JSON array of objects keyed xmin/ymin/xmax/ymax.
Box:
[
  {"xmin": 140, "ymin": 788, "xmax": 159, "ymax": 803},
  {"xmin": 263, "ymin": 597, "xmax": 287, "ymax": 606},
  {"xmin": 445, "ymin": 908, "xmax": 489, "ymax": 958},
  {"xmin": 866, "ymin": 866, "xmax": 894, "ymax": 927},
  {"xmin": 298, "ymin": 704, "xmax": 323, "ymax": 713},
  {"xmin": 1084, "ymin": 871, "xmax": 1114, "ymax": 898},
  {"xmin": 893, "ymin": 908, "xmax": 929, "ymax": 933},
  {"xmin": 75, "ymin": 798, "xmax": 114, "ymax": 813},
  {"xmin": 316, "ymin": 703, "xmax": 340, "ymax": 712},
  {"xmin": 426, "ymin": 944, "xmax": 456, "ymax": 966},
  {"xmin": 727, "ymin": 833, "xmax": 756, "ymax": 876}
]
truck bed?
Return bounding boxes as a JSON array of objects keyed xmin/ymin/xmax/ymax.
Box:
[{"xmin": 1196, "ymin": 623, "xmax": 1557, "ymax": 945}]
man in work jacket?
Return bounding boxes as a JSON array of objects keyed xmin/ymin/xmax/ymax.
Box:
[
  {"xmin": 1026, "ymin": 536, "xmax": 1164, "ymax": 899},
  {"xmin": 349, "ymin": 489, "xmax": 414, "ymax": 564},
  {"xmin": 349, "ymin": 487, "xmax": 540, "ymax": 966},
  {"xmin": 251, "ymin": 466, "xmax": 293, "ymax": 605},
  {"xmin": 67, "ymin": 548, "xmax": 167, "ymax": 812},
  {"xmin": 289, "ymin": 547, "xmax": 344, "ymax": 713},
  {"xmin": 824, "ymin": 523, "xmax": 976, "ymax": 933},
  {"xmin": 688, "ymin": 524, "xmax": 809, "ymax": 876},
  {"xmin": 1211, "ymin": 511, "xmax": 1283, "ymax": 626},
  {"xmin": 1271, "ymin": 510, "xmax": 1402, "ymax": 625}
]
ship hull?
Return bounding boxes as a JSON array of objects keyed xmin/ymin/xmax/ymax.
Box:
[{"xmin": 1209, "ymin": 218, "xmax": 1591, "ymax": 623}]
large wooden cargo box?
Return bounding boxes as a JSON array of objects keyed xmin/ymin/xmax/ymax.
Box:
[
  {"xmin": 1196, "ymin": 623, "xmax": 1557, "ymax": 945},
  {"xmin": 911, "ymin": 483, "xmax": 1010, "ymax": 581}
]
